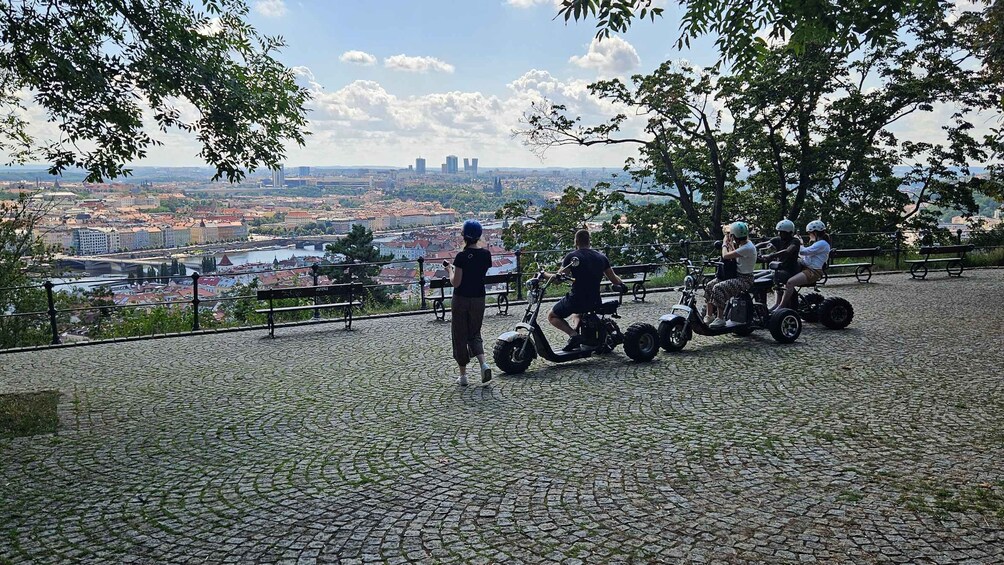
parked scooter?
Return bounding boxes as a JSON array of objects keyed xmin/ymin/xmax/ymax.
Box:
[
  {"xmin": 658, "ymin": 258, "xmax": 802, "ymax": 352},
  {"xmin": 493, "ymin": 258, "xmax": 659, "ymax": 374}
]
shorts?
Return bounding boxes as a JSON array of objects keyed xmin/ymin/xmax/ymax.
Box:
[
  {"xmin": 801, "ymin": 267, "xmax": 824, "ymax": 285},
  {"xmin": 551, "ymin": 295, "xmax": 596, "ymax": 318}
]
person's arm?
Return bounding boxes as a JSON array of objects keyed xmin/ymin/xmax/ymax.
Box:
[
  {"xmin": 801, "ymin": 240, "xmax": 828, "ymax": 261},
  {"xmin": 604, "ymin": 266, "xmax": 624, "ymax": 286},
  {"xmin": 449, "ymin": 265, "xmax": 462, "ymax": 287}
]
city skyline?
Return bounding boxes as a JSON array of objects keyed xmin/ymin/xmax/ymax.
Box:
[{"xmin": 5, "ymin": 0, "xmax": 991, "ymax": 173}]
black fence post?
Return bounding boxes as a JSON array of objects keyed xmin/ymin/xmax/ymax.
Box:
[
  {"xmin": 311, "ymin": 263, "xmax": 320, "ymax": 320},
  {"xmin": 680, "ymin": 239, "xmax": 690, "ymax": 260},
  {"xmin": 956, "ymin": 228, "xmax": 963, "ymax": 244},
  {"xmin": 515, "ymin": 249, "xmax": 523, "ymax": 300},
  {"xmin": 417, "ymin": 257, "xmax": 426, "ymax": 310},
  {"xmin": 191, "ymin": 272, "xmax": 201, "ymax": 331},
  {"xmin": 44, "ymin": 280, "xmax": 60, "ymax": 345},
  {"xmin": 894, "ymin": 230, "xmax": 902, "ymax": 270}
]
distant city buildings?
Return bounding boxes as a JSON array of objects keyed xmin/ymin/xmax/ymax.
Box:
[
  {"xmin": 463, "ymin": 158, "xmax": 479, "ymax": 175},
  {"xmin": 446, "ymin": 155, "xmax": 458, "ymax": 174},
  {"xmin": 272, "ymin": 165, "xmax": 285, "ymax": 188},
  {"xmin": 415, "ymin": 157, "xmax": 426, "ymax": 174},
  {"xmin": 297, "ymin": 166, "xmax": 310, "ymax": 177}
]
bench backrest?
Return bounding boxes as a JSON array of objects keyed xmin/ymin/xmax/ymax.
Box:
[
  {"xmin": 257, "ymin": 282, "xmax": 364, "ymax": 301},
  {"xmin": 613, "ymin": 263, "xmax": 660, "ymax": 276},
  {"xmin": 428, "ymin": 272, "xmax": 516, "ymax": 291},
  {"xmin": 919, "ymin": 244, "xmax": 974, "ymax": 257},
  {"xmin": 829, "ymin": 247, "xmax": 881, "ymax": 260}
]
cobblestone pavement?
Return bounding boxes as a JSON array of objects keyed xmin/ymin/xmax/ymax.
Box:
[{"xmin": 2, "ymin": 271, "xmax": 1003, "ymax": 564}]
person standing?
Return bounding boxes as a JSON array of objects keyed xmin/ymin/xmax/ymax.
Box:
[{"xmin": 442, "ymin": 220, "xmax": 493, "ymax": 386}]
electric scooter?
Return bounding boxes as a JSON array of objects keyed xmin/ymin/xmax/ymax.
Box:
[
  {"xmin": 493, "ymin": 258, "xmax": 660, "ymax": 374},
  {"xmin": 658, "ymin": 257, "xmax": 802, "ymax": 352}
]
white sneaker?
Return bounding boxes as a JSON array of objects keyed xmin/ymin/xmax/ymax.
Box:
[
  {"xmin": 703, "ymin": 314, "xmax": 716, "ymax": 325},
  {"xmin": 456, "ymin": 375, "xmax": 469, "ymax": 386},
  {"xmin": 480, "ymin": 363, "xmax": 492, "ymax": 383},
  {"xmin": 725, "ymin": 320, "xmax": 742, "ymax": 328},
  {"xmin": 709, "ymin": 318, "xmax": 726, "ymax": 329}
]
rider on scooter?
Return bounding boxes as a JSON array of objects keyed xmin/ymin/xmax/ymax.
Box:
[
  {"xmin": 546, "ymin": 229, "xmax": 625, "ymax": 351},
  {"xmin": 756, "ymin": 219, "xmax": 800, "ymax": 310}
]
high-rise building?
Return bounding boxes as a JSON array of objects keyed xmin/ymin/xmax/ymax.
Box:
[
  {"xmin": 441, "ymin": 163, "xmax": 448, "ymax": 173},
  {"xmin": 463, "ymin": 158, "xmax": 470, "ymax": 172},
  {"xmin": 471, "ymin": 158, "xmax": 478, "ymax": 176},
  {"xmin": 416, "ymin": 157, "xmax": 426, "ymax": 174},
  {"xmin": 446, "ymin": 155, "xmax": 459, "ymax": 174},
  {"xmin": 298, "ymin": 166, "xmax": 310, "ymax": 177},
  {"xmin": 272, "ymin": 164, "xmax": 285, "ymax": 188}
]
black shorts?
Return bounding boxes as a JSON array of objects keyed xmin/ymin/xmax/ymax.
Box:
[{"xmin": 551, "ymin": 296, "xmax": 596, "ymax": 318}]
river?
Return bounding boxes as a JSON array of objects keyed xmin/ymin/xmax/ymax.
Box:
[{"xmin": 51, "ymin": 245, "xmax": 330, "ymax": 291}]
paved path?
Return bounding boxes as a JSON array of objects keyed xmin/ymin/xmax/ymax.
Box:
[{"xmin": 2, "ymin": 271, "xmax": 1003, "ymax": 564}]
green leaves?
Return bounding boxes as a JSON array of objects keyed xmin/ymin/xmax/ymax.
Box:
[{"xmin": 0, "ymin": 0, "xmax": 310, "ymax": 183}]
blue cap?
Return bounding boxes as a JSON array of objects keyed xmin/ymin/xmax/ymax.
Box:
[{"xmin": 462, "ymin": 219, "xmax": 482, "ymax": 239}]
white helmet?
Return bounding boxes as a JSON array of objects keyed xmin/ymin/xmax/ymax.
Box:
[
  {"xmin": 776, "ymin": 219, "xmax": 795, "ymax": 233},
  {"xmin": 806, "ymin": 220, "xmax": 826, "ymax": 232}
]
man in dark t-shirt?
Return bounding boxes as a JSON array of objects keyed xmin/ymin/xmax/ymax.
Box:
[
  {"xmin": 547, "ymin": 229, "xmax": 624, "ymax": 351},
  {"xmin": 756, "ymin": 219, "xmax": 800, "ymax": 309}
]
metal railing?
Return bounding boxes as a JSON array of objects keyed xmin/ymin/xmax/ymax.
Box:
[{"xmin": 2, "ymin": 230, "xmax": 1002, "ymax": 352}]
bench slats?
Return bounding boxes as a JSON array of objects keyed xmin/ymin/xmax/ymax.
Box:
[
  {"xmin": 256, "ymin": 282, "xmax": 365, "ymax": 337},
  {"xmin": 909, "ymin": 244, "xmax": 974, "ymax": 279}
]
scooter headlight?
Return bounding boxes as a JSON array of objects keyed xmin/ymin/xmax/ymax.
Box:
[{"xmin": 684, "ymin": 275, "xmax": 695, "ymax": 290}]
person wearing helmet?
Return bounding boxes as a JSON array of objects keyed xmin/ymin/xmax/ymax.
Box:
[
  {"xmin": 705, "ymin": 221, "xmax": 758, "ymax": 329},
  {"xmin": 778, "ymin": 219, "xmax": 832, "ymax": 309},
  {"xmin": 547, "ymin": 229, "xmax": 625, "ymax": 351},
  {"xmin": 442, "ymin": 220, "xmax": 493, "ymax": 386},
  {"xmin": 756, "ymin": 219, "xmax": 800, "ymax": 309}
]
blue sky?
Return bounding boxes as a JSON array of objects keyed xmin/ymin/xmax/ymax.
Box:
[{"xmin": 10, "ymin": 0, "xmax": 988, "ymax": 172}]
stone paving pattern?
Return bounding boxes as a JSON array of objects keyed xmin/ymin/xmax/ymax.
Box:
[{"xmin": 2, "ymin": 271, "xmax": 1004, "ymax": 564}]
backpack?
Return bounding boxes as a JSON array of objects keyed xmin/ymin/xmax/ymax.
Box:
[{"xmin": 716, "ymin": 259, "xmax": 737, "ymax": 281}]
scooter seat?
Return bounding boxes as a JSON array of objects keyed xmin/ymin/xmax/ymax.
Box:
[
  {"xmin": 753, "ymin": 276, "xmax": 774, "ymax": 289},
  {"xmin": 596, "ymin": 299, "xmax": 620, "ymax": 315}
]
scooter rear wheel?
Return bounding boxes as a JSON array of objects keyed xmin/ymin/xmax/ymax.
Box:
[
  {"xmin": 624, "ymin": 323, "xmax": 659, "ymax": 362},
  {"xmin": 493, "ymin": 337, "xmax": 535, "ymax": 374}
]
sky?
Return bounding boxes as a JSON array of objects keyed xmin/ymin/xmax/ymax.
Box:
[{"xmin": 10, "ymin": 0, "xmax": 995, "ymax": 172}]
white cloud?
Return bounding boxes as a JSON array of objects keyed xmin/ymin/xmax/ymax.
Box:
[
  {"xmin": 339, "ymin": 50, "xmax": 378, "ymax": 66},
  {"xmin": 253, "ymin": 0, "xmax": 287, "ymax": 18},
  {"xmin": 384, "ymin": 55, "xmax": 455, "ymax": 74},
  {"xmin": 505, "ymin": 0, "xmax": 561, "ymax": 7},
  {"xmin": 569, "ymin": 36, "xmax": 640, "ymax": 76}
]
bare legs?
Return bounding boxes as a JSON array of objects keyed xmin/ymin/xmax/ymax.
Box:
[{"xmin": 780, "ymin": 272, "xmax": 809, "ymax": 310}]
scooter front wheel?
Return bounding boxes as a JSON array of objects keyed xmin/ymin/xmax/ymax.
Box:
[
  {"xmin": 658, "ymin": 319, "xmax": 689, "ymax": 353},
  {"xmin": 493, "ymin": 337, "xmax": 535, "ymax": 374}
]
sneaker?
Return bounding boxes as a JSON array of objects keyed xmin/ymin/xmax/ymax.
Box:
[
  {"xmin": 562, "ymin": 335, "xmax": 583, "ymax": 352},
  {"xmin": 725, "ymin": 319, "xmax": 742, "ymax": 328},
  {"xmin": 703, "ymin": 314, "xmax": 716, "ymax": 325},
  {"xmin": 708, "ymin": 318, "xmax": 726, "ymax": 329},
  {"xmin": 455, "ymin": 375, "xmax": 469, "ymax": 387},
  {"xmin": 480, "ymin": 363, "xmax": 492, "ymax": 384}
]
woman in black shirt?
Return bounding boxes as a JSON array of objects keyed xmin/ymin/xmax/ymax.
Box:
[{"xmin": 443, "ymin": 220, "xmax": 493, "ymax": 386}]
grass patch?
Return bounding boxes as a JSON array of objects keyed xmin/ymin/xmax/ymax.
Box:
[
  {"xmin": 899, "ymin": 479, "xmax": 1004, "ymax": 522},
  {"xmin": 837, "ymin": 490, "xmax": 865, "ymax": 503},
  {"xmin": 0, "ymin": 390, "xmax": 60, "ymax": 438}
]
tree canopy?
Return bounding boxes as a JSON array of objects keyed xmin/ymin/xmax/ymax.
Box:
[
  {"xmin": 0, "ymin": 0, "xmax": 310, "ymax": 182},
  {"xmin": 520, "ymin": 4, "xmax": 1002, "ymax": 238}
]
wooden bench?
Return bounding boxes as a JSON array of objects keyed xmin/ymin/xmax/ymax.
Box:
[
  {"xmin": 822, "ymin": 247, "xmax": 881, "ymax": 284},
  {"xmin": 427, "ymin": 273, "xmax": 517, "ymax": 321},
  {"xmin": 256, "ymin": 282, "xmax": 364, "ymax": 337},
  {"xmin": 611, "ymin": 263, "xmax": 660, "ymax": 302},
  {"xmin": 905, "ymin": 244, "xmax": 974, "ymax": 280}
]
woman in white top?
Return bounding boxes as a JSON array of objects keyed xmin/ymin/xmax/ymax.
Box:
[
  {"xmin": 705, "ymin": 221, "xmax": 757, "ymax": 328},
  {"xmin": 778, "ymin": 219, "xmax": 831, "ymax": 310}
]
